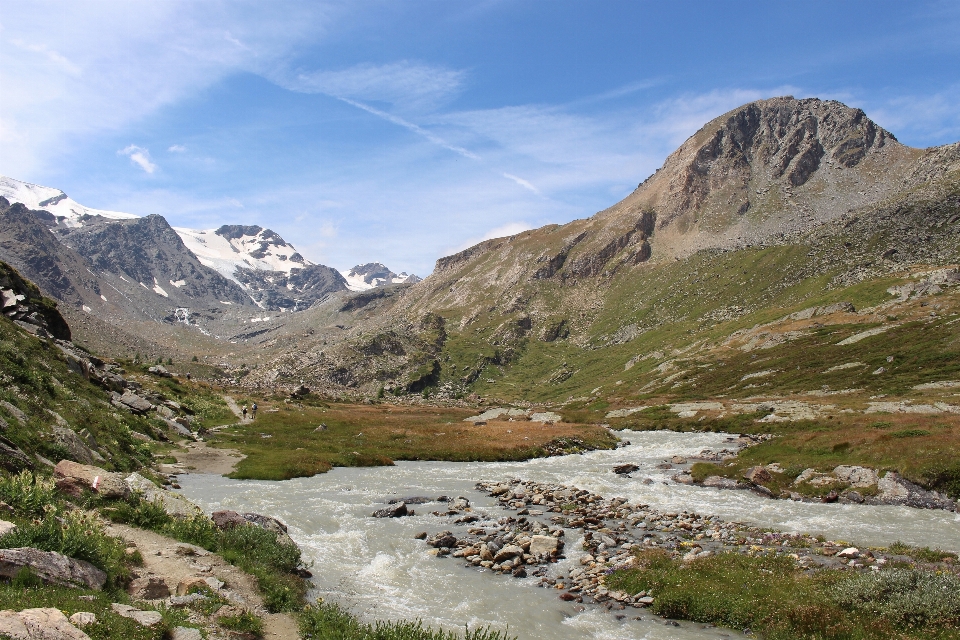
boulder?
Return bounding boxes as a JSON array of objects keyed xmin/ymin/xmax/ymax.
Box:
[
  {"xmin": 372, "ymin": 503, "xmax": 410, "ymax": 518},
  {"xmin": 528, "ymin": 535, "xmax": 559, "ymax": 557},
  {"xmin": 110, "ymin": 604, "xmax": 162, "ymax": 627},
  {"xmin": 428, "ymin": 533, "xmax": 458, "ymax": 549},
  {"xmin": 125, "ymin": 473, "xmax": 203, "ymax": 517},
  {"xmin": 53, "ymin": 460, "xmax": 130, "ymax": 500},
  {"xmin": 702, "ymin": 476, "xmax": 740, "ymax": 489},
  {"xmin": 836, "ymin": 547, "xmax": 860, "ymax": 559},
  {"xmin": 116, "ymin": 392, "xmax": 154, "ymax": 414},
  {"xmin": 0, "ymin": 401, "xmax": 26, "ymax": 426},
  {"xmin": 833, "ymin": 465, "xmax": 879, "ymax": 488},
  {"xmin": 0, "ymin": 520, "xmax": 16, "ymax": 536},
  {"xmin": 147, "ymin": 365, "xmax": 172, "ymax": 378},
  {"xmin": 52, "ymin": 427, "xmax": 104, "ymax": 465},
  {"xmin": 128, "ymin": 575, "xmax": 171, "ymax": 600},
  {"xmin": 170, "ymin": 627, "xmax": 204, "ymax": 640},
  {"xmin": 0, "ymin": 436, "xmax": 33, "ymax": 473},
  {"xmin": 613, "ymin": 464, "xmax": 639, "ymax": 475},
  {"xmin": 0, "ymin": 548, "xmax": 106, "ymax": 590},
  {"xmin": 492, "ymin": 544, "xmax": 523, "ymax": 563},
  {"xmin": 211, "ymin": 510, "xmax": 247, "ymax": 530},
  {"xmin": 0, "ymin": 607, "xmax": 92, "ymax": 640},
  {"xmin": 742, "ymin": 466, "xmax": 772, "ymax": 484}
]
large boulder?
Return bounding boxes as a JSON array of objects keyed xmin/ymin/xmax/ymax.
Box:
[
  {"xmin": 124, "ymin": 473, "xmax": 203, "ymax": 518},
  {"xmin": 52, "ymin": 427, "xmax": 105, "ymax": 466},
  {"xmin": 0, "ymin": 548, "xmax": 106, "ymax": 590},
  {"xmin": 113, "ymin": 392, "xmax": 154, "ymax": 415},
  {"xmin": 53, "ymin": 460, "xmax": 130, "ymax": 500},
  {"xmin": 528, "ymin": 535, "xmax": 560, "ymax": 557},
  {"xmin": 0, "ymin": 607, "xmax": 92, "ymax": 640}
]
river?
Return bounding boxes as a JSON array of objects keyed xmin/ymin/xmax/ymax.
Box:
[{"xmin": 178, "ymin": 430, "xmax": 960, "ymax": 640}]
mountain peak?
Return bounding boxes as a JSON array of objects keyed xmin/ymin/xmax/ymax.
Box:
[{"xmin": 342, "ymin": 262, "xmax": 421, "ymax": 291}]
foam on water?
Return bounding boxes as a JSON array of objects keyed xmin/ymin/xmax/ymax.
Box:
[{"xmin": 179, "ymin": 430, "xmax": 958, "ymax": 639}]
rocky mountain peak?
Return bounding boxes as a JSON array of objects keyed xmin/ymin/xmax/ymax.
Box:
[{"xmin": 343, "ymin": 263, "xmax": 421, "ymax": 291}]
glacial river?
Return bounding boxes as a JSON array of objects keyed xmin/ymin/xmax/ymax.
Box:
[{"xmin": 178, "ymin": 430, "xmax": 960, "ymax": 640}]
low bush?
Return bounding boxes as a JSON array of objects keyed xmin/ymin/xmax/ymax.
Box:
[
  {"xmin": 0, "ymin": 471, "xmax": 58, "ymax": 517},
  {"xmin": 832, "ymin": 568, "xmax": 960, "ymax": 629},
  {"xmin": 298, "ymin": 602, "xmax": 516, "ymax": 640}
]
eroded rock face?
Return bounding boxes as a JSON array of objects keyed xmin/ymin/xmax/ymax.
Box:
[{"xmin": 0, "ymin": 548, "xmax": 106, "ymax": 590}]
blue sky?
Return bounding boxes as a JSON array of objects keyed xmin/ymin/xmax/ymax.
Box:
[{"xmin": 1, "ymin": 1, "xmax": 959, "ymax": 276}]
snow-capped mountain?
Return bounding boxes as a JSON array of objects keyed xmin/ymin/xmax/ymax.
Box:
[
  {"xmin": 0, "ymin": 175, "xmax": 137, "ymax": 225},
  {"xmin": 341, "ymin": 263, "xmax": 421, "ymax": 291},
  {"xmin": 176, "ymin": 225, "xmax": 309, "ymax": 282}
]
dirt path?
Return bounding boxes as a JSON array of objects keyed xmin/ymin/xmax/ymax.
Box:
[
  {"xmin": 105, "ymin": 522, "xmax": 299, "ymax": 640},
  {"xmin": 170, "ymin": 439, "xmax": 246, "ymax": 476},
  {"xmin": 223, "ymin": 395, "xmax": 250, "ymax": 422}
]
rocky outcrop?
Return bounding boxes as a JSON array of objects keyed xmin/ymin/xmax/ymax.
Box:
[
  {"xmin": 0, "ymin": 548, "xmax": 107, "ymax": 589},
  {"xmin": 53, "ymin": 460, "xmax": 130, "ymax": 500},
  {"xmin": 124, "ymin": 473, "xmax": 203, "ymax": 518},
  {"xmin": 0, "ymin": 259, "xmax": 71, "ymax": 340}
]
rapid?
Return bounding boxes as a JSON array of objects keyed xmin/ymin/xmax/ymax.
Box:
[{"xmin": 178, "ymin": 430, "xmax": 960, "ymax": 640}]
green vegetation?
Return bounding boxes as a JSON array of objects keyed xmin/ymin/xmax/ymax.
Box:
[
  {"xmin": 299, "ymin": 602, "xmax": 515, "ymax": 640},
  {"xmin": 607, "ymin": 550, "xmax": 960, "ymax": 639},
  {"xmin": 212, "ymin": 401, "xmax": 616, "ymax": 481}
]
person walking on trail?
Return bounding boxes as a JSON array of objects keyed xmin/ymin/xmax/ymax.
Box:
[
  {"xmin": 242, "ymin": 405, "xmax": 248, "ymax": 420},
  {"xmin": 251, "ymin": 402, "xmax": 258, "ymax": 419}
]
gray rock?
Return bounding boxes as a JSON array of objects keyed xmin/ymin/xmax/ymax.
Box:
[
  {"xmin": 492, "ymin": 544, "xmax": 524, "ymax": 563},
  {"xmin": 117, "ymin": 392, "xmax": 154, "ymax": 414},
  {"xmin": 0, "ymin": 548, "xmax": 106, "ymax": 590},
  {"xmin": 0, "ymin": 401, "xmax": 26, "ymax": 426},
  {"xmin": 0, "ymin": 436, "xmax": 33, "ymax": 472},
  {"xmin": 54, "ymin": 460, "xmax": 130, "ymax": 500},
  {"xmin": 110, "ymin": 604, "xmax": 162, "ymax": 627},
  {"xmin": 0, "ymin": 607, "xmax": 92, "ymax": 640},
  {"xmin": 68, "ymin": 612, "xmax": 96, "ymax": 628},
  {"xmin": 167, "ymin": 594, "xmax": 208, "ymax": 608},
  {"xmin": 528, "ymin": 535, "xmax": 559, "ymax": 557},
  {"xmin": 170, "ymin": 627, "xmax": 203, "ymax": 640},
  {"xmin": 0, "ymin": 520, "xmax": 16, "ymax": 536},
  {"xmin": 613, "ymin": 464, "xmax": 639, "ymax": 475},
  {"xmin": 148, "ymin": 365, "xmax": 172, "ymax": 378},
  {"xmin": 125, "ymin": 473, "xmax": 203, "ymax": 518},
  {"xmin": 373, "ymin": 502, "xmax": 410, "ymax": 518},
  {"xmin": 702, "ymin": 476, "xmax": 740, "ymax": 489},
  {"xmin": 52, "ymin": 427, "xmax": 104, "ymax": 465},
  {"xmin": 834, "ymin": 465, "xmax": 879, "ymax": 487},
  {"xmin": 128, "ymin": 575, "xmax": 171, "ymax": 600}
]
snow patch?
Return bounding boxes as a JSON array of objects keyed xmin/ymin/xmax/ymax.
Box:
[
  {"xmin": 0, "ymin": 175, "xmax": 137, "ymax": 226},
  {"xmin": 100, "ymin": 294, "xmax": 108, "ymax": 302},
  {"xmin": 153, "ymin": 284, "xmax": 169, "ymax": 297},
  {"xmin": 82, "ymin": 305, "xmax": 92, "ymax": 313},
  {"xmin": 170, "ymin": 279, "xmax": 186, "ymax": 288}
]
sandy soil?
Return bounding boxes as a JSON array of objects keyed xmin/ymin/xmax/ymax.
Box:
[
  {"xmin": 106, "ymin": 522, "xmax": 299, "ymax": 639},
  {"xmin": 171, "ymin": 440, "xmax": 246, "ymax": 476}
]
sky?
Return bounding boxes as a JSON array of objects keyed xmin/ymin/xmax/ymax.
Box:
[{"xmin": 1, "ymin": 1, "xmax": 960, "ymax": 276}]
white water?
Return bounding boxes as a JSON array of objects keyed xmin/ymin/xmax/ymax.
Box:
[{"xmin": 178, "ymin": 430, "xmax": 960, "ymax": 639}]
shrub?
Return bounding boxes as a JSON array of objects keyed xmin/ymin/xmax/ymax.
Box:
[
  {"xmin": 832, "ymin": 568, "xmax": 960, "ymax": 629},
  {"xmin": 0, "ymin": 472, "xmax": 58, "ymax": 518}
]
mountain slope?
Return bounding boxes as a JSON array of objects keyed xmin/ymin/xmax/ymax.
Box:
[{"xmin": 244, "ymin": 97, "xmax": 960, "ymax": 401}]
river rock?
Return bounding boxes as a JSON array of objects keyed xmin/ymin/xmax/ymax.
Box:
[
  {"xmin": 0, "ymin": 548, "xmax": 106, "ymax": 590},
  {"xmin": 702, "ymin": 476, "xmax": 739, "ymax": 489},
  {"xmin": 373, "ymin": 503, "xmax": 411, "ymax": 518},
  {"xmin": 125, "ymin": 473, "xmax": 203, "ymax": 517},
  {"xmin": 528, "ymin": 535, "xmax": 559, "ymax": 557},
  {"xmin": 613, "ymin": 464, "xmax": 639, "ymax": 475},
  {"xmin": 742, "ymin": 466, "xmax": 772, "ymax": 484},
  {"xmin": 54, "ymin": 460, "xmax": 130, "ymax": 499},
  {"xmin": 833, "ymin": 465, "xmax": 879, "ymax": 487},
  {"xmin": 128, "ymin": 575, "xmax": 171, "ymax": 600},
  {"xmin": 211, "ymin": 510, "xmax": 247, "ymax": 529},
  {"xmin": 493, "ymin": 545, "xmax": 523, "ymax": 563},
  {"xmin": 836, "ymin": 547, "xmax": 860, "ymax": 559},
  {"xmin": 0, "ymin": 607, "xmax": 92, "ymax": 640},
  {"xmin": 110, "ymin": 604, "xmax": 162, "ymax": 627}
]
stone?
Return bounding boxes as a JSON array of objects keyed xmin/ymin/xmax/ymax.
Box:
[
  {"xmin": 528, "ymin": 535, "xmax": 559, "ymax": 557},
  {"xmin": 671, "ymin": 456, "xmax": 688, "ymax": 464},
  {"xmin": 175, "ymin": 543, "xmax": 208, "ymax": 557},
  {"xmin": 0, "ymin": 520, "xmax": 15, "ymax": 536},
  {"xmin": 110, "ymin": 604, "xmax": 162, "ymax": 627},
  {"xmin": 170, "ymin": 628, "xmax": 203, "ymax": 640},
  {"xmin": 68, "ymin": 612, "xmax": 96, "ymax": 628},
  {"xmin": 0, "ymin": 437, "xmax": 33, "ymax": 473},
  {"xmin": 0, "ymin": 607, "xmax": 92, "ymax": 640},
  {"xmin": 833, "ymin": 465, "xmax": 879, "ymax": 488},
  {"xmin": 836, "ymin": 547, "xmax": 860, "ymax": 559},
  {"xmin": 156, "ymin": 405, "xmax": 175, "ymax": 420},
  {"xmin": 52, "ymin": 427, "xmax": 104, "ymax": 466},
  {"xmin": 493, "ymin": 544, "xmax": 524, "ymax": 563},
  {"xmin": 613, "ymin": 464, "xmax": 639, "ymax": 475},
  {"xmin": 529, "ymin": 412, "xmax": 562, "ymax": 423},
  {"xmin": 211, "ymin": 510, "xmax": 247, "ymax": 529},
  {"xmin": 742, "ymin": 466, "xmax": 772, "ymax": 484},
  {"xmin": 117, "ymin": 392, "xmax": 154, "ymax": 414},
  {"xmin": 372, "ymin": 503, "xmax": 410, "ymax": 518},
  {"xmin": 167, "ymin": 594, "xmax": 208, "ymax": 608},
  {"xmin": 0, "ymin": 548, "xmax": 106, "ymax": 590},
  {"xmin": 128, "ymin": 575, "xmax": 171, "ymax": 600},
  {"xmin": 176, "ymin": 576, "xmax": 213, "ymax": 596},
  {"xmin": 125, "ymin": 473, "xmax": 203, "ymax": 517},
  {"xmin": 148, "ymin": 365, "xmax": 172, "ymax": 378},
  {"xmin": 53, "ymin": 460, "xmax": 130, "ymax": 499},
  {"xmin": 0, "ymin": 401, "xmax": 26, "ymax": 426},
  {"xmin": 702, "ymin": 476, "xmax": 739, "ymax": 489},
  {"xmin": 636, "ymin": 596, "xmax": 655, "ymax": 606}
]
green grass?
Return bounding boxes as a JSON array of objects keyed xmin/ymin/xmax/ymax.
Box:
[
  {"xmin": 298, "ymin": 602, "xmax": 516, "ymax": 640},
  {"xmin": 607, "ymin": 550, "xmax": 960, "ymax": 639}
]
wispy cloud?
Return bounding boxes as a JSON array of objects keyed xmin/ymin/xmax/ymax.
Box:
[
  {"xmin": 118, "ymin": 145, "xmax": 157, "ymax": 174},
  {"xmin": 502, "ymin": 172, "xmax": 540, "ymax": 194},
  {"xmin": 288, "ymin": 60, "xmax": 465, "ymax": 111},
  {"xmin": 168, "ymin": 144, "xmax": 187, "ymax": 153}
]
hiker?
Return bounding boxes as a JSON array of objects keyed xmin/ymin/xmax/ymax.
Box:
[
  {"xmin": 242, "ymin": 405, "xmax": 248, "ymax": 420},
  {"xmin": 251, "ymin": 402, "xmax": 258, "ymax": 419}
]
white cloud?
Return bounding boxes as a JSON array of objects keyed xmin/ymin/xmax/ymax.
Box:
[
  {"xmin": 502, "ymin": 173, "xmax": 540, "ymax": 194},
  {"xmin": 118, "ymin": 145, "xmax": 157, "ymax": 174},
  {"xmin": 168, "ymin": 144, "xmax": 187, "ymax": 153}
]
